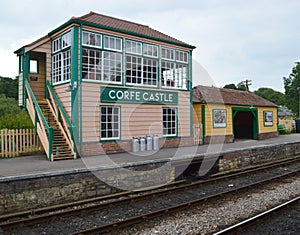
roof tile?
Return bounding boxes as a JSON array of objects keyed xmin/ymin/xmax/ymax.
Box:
[
  {"xmin": 193, "ymin": 85, "xmax": 278, "ymax": 107},
  {"xmin": 74, "ymin": 11, "xmax": 194, "ymax": 48}
]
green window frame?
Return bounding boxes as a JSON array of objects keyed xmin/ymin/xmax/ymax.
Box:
[
  {"xmin": 100, "ymin": 105, "xmax": 121, "ymax": 141},
  {"xmin": 82, "ymin": 31, "xmax": 102, "ymax": 48},
  {"xmin": 162, "ymin": 107, "xmax": 177, "ymax": 137},
  {"xmin": 104, "ymin": 35, "xmax": 122, "ymax": 52},
  {"xmin": 51, "ymin": 31, "xmax": 72, "ymax": 85},
  {"xmin": 82, "ymin": 48, "xmax": 122, "ymax": 83},
  {"xmin": 79, "ymin": 30, "xmax": 190, "ymax": 91},
  {"xmin": 19, "ymin": 55, "xmax": 23, "ymax": 73}
]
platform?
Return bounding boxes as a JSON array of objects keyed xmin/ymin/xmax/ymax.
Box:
[{"xmin": 0, "ymin": 134, "xmax": 300, "ymax": 181}]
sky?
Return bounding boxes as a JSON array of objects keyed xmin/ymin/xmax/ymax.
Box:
[{"xmin": 1, "ymin": 0, "xmax": 299, "ymax": 92}]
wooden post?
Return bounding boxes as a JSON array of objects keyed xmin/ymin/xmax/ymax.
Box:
[{"xmin": 0, "ymin": 130, "xmax": 3, "ymax": 157}]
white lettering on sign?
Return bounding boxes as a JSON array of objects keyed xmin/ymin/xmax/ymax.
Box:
[
  {"xmin": 108, "ymin": 90, "xmax": 116, "ymax": 99},
  {"xmin": 104, "ymin": 87, "xmax": 177, "ymax": 104}
]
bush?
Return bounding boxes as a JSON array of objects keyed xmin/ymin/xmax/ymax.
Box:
[{"xmin": 0, "ymin": 94, "xmax": 33, "ymax": 129}]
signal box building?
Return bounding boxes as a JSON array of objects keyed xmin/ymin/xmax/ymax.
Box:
[
  {"xmin": 14, "ymin": 12, "xmax": 196, "ymax": 160},
  {"xmin": 193, "ymin": 86, "xmax": 278, "ymax": 144}
]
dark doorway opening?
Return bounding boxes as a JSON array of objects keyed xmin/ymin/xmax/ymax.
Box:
[{"xmin": 233, "ymin": 111, "xmax": 253, "ymax": 139}]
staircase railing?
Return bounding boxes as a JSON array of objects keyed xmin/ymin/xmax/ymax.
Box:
[
  {"xmin": 46, "ymin": 81, "xmax": 76, "ymax": 159},
  {"xmin": 25, "ymin": 80, "xmax": 53, "ymax": 160}
]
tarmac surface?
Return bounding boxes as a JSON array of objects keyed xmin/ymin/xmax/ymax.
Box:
[{"xmin": 0, "ymin": 134, "xmax": 300, "ymax": 180}]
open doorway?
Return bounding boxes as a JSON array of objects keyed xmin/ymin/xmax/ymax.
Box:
[{"xmin": 232, "ymin": 108, "xmax": 258, "ymax": 140}]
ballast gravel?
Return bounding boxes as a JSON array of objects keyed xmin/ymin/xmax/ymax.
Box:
[{"xmin": 122, "ymin": 177, "xmax": 300, "ymax": 235}]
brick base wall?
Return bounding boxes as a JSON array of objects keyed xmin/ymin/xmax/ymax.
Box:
[
  {"xmin": 80, "ymin": 136, "xmax": 195, "ymax": 157},
  {"xmin": 0, "ymin": 161, "xmax": 173, "ymax": 215},
  {"xmin": 257, "ymin": 131, "xmax": 278, "ymax": 140},
  {"xmin": 204, "ymin": 135, "xmax": 234, "ymax": 144},
  {"xmin": 219, "ymin": 141, "xmax": 300, "ymax": 172}
]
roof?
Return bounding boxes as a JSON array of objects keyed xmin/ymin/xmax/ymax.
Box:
[
  {"xmin": 73, "ymin": 12, "xmax": 195, "ymax": 48},
  {"xmin": 193, "ymin": 85, "xmax": 278, "ymax": 107},
  {"xmin": 15, "ymin": 12, "xmax": 195, "ymax": 54}
]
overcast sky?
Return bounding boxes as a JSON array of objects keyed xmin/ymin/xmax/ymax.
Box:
[{"xmin": 1, "ymin": 0, "xmax": 299, "ymax": 92}]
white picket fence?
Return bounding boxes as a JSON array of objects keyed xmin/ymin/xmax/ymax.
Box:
[{"xmin": 0, "ymin": 129, "xmax": 42, "ymax": 158}]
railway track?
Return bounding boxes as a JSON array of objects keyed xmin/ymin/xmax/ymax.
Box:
[
  {"xmin": 213, "ymin": 196, "xmax": 300, "ymax": 235},
  {"xmin": 1, "ymin": 157, "xmax": 300, "ymax": 235}
]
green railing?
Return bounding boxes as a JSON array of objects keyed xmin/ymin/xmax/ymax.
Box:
[
  {"xmin": 46, "ymin": 81, "xmax": 76, "ymax": 155},
  {"xmin": 25, "ymin": 80, "xmax": 53, "ymax": 159}
]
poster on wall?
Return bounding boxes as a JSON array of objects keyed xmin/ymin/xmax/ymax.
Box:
[
  {"xmin": 264, "ymin": 111, "xmax": 273, "ymax": 126},
  {"xmin": 213, "ymin": 109, "xmax": 226, "ymax": 128}
]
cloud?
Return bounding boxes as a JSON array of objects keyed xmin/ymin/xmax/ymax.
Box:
[{"xmin": 0, "ymin": 0, "xmax": 300, "ymax": 92}]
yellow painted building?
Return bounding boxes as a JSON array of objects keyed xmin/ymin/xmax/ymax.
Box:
[{"xmin": 193, "ymin": 86, "xmax": 278, "ymax": 144}]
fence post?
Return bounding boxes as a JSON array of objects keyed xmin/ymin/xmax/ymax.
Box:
[
  {"xmin": 0, "ymin": 130, "xmax": 3, "ymax": 157},
  {"xmin": 0, "ymin": 129, "xmax": 42, "ymax": 158}
]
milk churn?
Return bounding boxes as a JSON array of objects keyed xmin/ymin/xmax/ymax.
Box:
[
  {"xmin": 139, "ymin": 136, "xmax": 146, "ymax": 151},
  {"xmin": 146, "ymin": 135, "xmax": 152, "ymax": 151},
  {"xmin": 153, "ymin": 134, "xmax": 159, "ymax": 150},
  {"xmin": 132, "ymin": 137, "xmax": 139, "ymax": 152}
]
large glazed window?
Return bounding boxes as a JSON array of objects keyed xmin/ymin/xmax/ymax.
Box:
[
  {"xmin": 103, "ymin": 52, "xmax": 122, "ymax": 82},
  {"xmin": 143, "ymin": 58, "xmax": 158, "ymax": 86},
  {"xmin": 82, "ymin": 48, "xmax": 122, "ymax": 83},
  {"xmin": 126, "ymin": 55, "xmax": 142, "ymax": 84},
  {"xmin": 161, "ymin": 61, "xmax": 188, "ymax": 89},
  {"xmin": 52, "ymin": 49, "xmax": 71, "ymax": 84},
  {"xmin": 126, "ymin": 56, "xmax": 158, "ymax": 86},
  {"xmin": 100, "ymin": 106, "xmax": 120, "ymax": 140},
  {"xmin": 80, "ymin": 30, "xmax": 190, "ymax": 89},
  {"xmin": 162, "ymin": 107, "xmax": 177, "ymax": 137},
  {"xmin": 51, "ymin": 31, "xmax": 72, "ymax": 84}
]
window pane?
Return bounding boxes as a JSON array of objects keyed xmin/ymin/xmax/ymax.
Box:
[
  {"xmin": 82, "ymin": 31, "xmax": 102, "ymax": 48},
  {"xmin": 82, "ymin": 48, "xmax": 102, "ymax": 80},
  {"xmin": 161, "ymin": 61, "xmax": 174, "ymax": 88},
  {"xmin": 62, "ymin": 31, "xmax": 72, "ymax": 49},
  {"xmin": 30, "ymin": 60, "xmax": 38, "ymax": 73},
  {"xmin": 104, "ymin": 35, "xmax": 122, "ymax": 51},
  {"xmin": 144, "ymin": 44, "xmax": 158, "ymax": 58},
  {"xmin": 176, "ymin": 50, "xmax": 188, "ymax": 63},
  {"xmin": 161, "ymin": 47, "xmax": 174, "ymax": 60},
  {"xmin": 126, "ymin": 55, "xmax": 142, "ymax": 84},
  {"xmin": 100, "ymin": 106, "xmax": 120, "ymax": 140},
  {"xmin": 143, "ymin": 58, "xmax": 157, "ymax": 86},
  {"xmin": 125, "ymin": 40, "xmax": 142, "ymax": 55},
  {"xmin": 162, "ymin": 108, "xmax": 177, "ymax": 137}
]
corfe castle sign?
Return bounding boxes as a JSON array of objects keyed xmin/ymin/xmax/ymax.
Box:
[{"xmin": 101, "ymin": 87, "xmax": 178, "ymax": 105}]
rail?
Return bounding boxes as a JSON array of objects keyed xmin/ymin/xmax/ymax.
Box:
[
  {"xmin": 73, "ymin": 169, "xmax": 300, "ymax": 235},
  {"xmin": 25, "ymin": 80, "xmax": 53, "ymax": 160},
  {"xmin": 213, "ymin": 196, "xmax": 300, "ymax": 234},
  {"xmin": 1, "ymin": 157, "xmax": 299, "ymax": 234},
  {"xmin": 46, "ymin": 81, "xmax": 76, "ymax": 158}
]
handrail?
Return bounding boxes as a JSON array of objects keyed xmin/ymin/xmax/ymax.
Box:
[
  {"xmin": 46, "ymin": 81, "xmax": 73, "ymax": 129},
  {"xmin": 46, "ymin": 81, "xmax": 76, "ymax": 157},
  {"xmin": 25, "ymin": 80, "xmax": 53, "ymax": 160}
]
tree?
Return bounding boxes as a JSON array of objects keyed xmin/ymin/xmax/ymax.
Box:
[
  {"xmin": 223, "ymin": 82, "xmax": 247, "ymax": 91},
  {"xmin": 253, "ymin": 88, "xmax": 285, "ymax": 105},
  {"xmin": 283, "ymin": 62, "xmax": 300, "ymax": 116},
  {"xmin": 223, "ymin": 83, "xmax": 238, "ymax": 90},
  {"xmin": 236, "ymin": 81, "xmax": 247, "ymax": 91},
  {"xmin": 0, "ymin": 94, "xmax": 33, "ymax": 129},
  {"xmin": 0, "ymin": 76, "xmax": 18, "ymax": 99}
]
